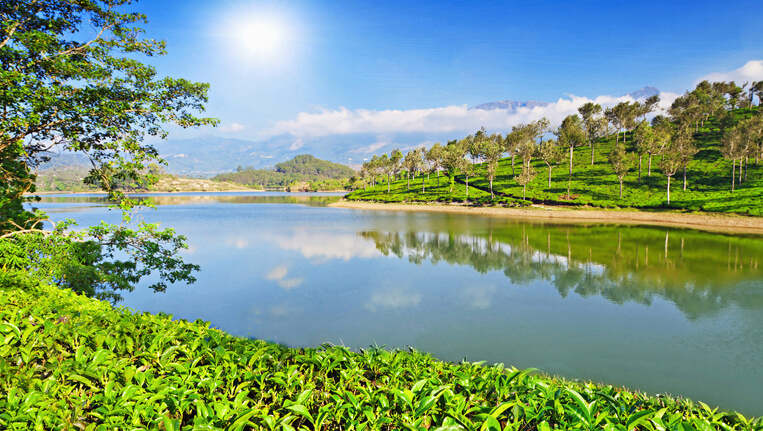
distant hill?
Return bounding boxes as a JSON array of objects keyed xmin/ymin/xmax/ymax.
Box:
[
  {"xmin": 624, "ymin": 86, "xmax": 660, "ymax": 99},
  {"xmin": 470, "ymin": 87, "xmax": 661, "ymax": 112},
  {"xmin": 213, "ymin": 154, "xmax": 355, "ymax": 189},
  {"xmin": 274, "ymin": 154, "xmax": 355, "ymax": 177},
  {"xmin": 470, "ymin": 100, "xmax": 550, "ymax": 111}
]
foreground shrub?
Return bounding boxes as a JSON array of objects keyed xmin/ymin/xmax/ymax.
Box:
[{"xmin": 1, "ymin": 277, "xmax": 759, "ymax": 430}]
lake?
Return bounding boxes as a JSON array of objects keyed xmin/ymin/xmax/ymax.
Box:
[{"xmin": 34, "ymin": 192, "xmax": 763, "ymax": 415}]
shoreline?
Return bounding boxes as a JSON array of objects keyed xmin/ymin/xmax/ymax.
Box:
[{"xmin": 330, "ymin": 200, "xmax": 763, "ymax": 234}]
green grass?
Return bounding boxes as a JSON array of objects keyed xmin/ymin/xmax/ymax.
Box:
[
  {"xmin": 348, "ymin": 108, "xmax": 763, "ymax": 215},
  {"xmin": 1, "ymin": 274, "xmax": 760, "ymax": 430},
  {"xmin": 348, "ymin": 174, "xmax": 531, "ymax": 207}
]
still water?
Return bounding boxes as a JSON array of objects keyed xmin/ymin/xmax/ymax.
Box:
[{"xmin": 36, "ymin": 192, "xmax": 763, "ymax": 415}]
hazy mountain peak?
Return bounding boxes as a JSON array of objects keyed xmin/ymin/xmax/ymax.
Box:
[
  {"xmin": 624, "ymin": 86, "xmax": 660, "ymax": 99},
  {"xmin": 470, "ymin": 100, "xmax": 550, "ymax": 111}
]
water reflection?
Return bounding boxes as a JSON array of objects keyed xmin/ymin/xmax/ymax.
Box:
[{"xmin": 359, "ymin": 222, "xmax": 763, "ymax": 319}]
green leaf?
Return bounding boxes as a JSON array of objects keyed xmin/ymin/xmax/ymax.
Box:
[
  {"xmin": 626, "ymin": 410, "xmax": 655, "ymax": 430},
  {"xmin": 286, "ymin": 405, "xmax": 314, "ymax": 425}
]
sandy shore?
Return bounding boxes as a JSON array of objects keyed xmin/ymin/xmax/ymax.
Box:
[{"xmin": 330, "ymin": 200, "xmax": 763, "ymax": 234}]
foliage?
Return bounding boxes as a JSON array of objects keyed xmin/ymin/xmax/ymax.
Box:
[
  {"xmin": 275, "ymin": 155, "xmax": 355, "ymax": 178},
  {"xmin": 0, "ymin": 0, "xmax": 215, "ymax": 299},
  {"xmin": 0, "ymin": 220, "xmax": 198, "ymax": 303},
  {"xmin": 0, "ymin": 280, "xmax": 759, "ymax": 430},
  {"xmin": 0, "ymin": 0, "xmax": 216, "ymax": 216}
]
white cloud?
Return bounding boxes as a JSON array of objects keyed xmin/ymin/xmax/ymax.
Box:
[
  {"xmin": 289, "ymin": 137, "xmax": 304, "ymax": 151},
  {"xmin": 220, "ymin": 122, "xmax": 248, "ymax": 133},
  {"xmin": 259, "ymin": 61, "xmax": 755, "ymax": 139},
  {"xmin": 349, "ymin": 141, "xmax": 388, "ymax": 154},
  {"xmin": 265, "ymin": 94, "xmax": 665, "ymax": 138},
  {"xmin": 696, "ymin": 60, "xmax": 763, "ymax": 85}
]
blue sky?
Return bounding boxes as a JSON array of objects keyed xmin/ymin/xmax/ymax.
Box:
[{"xmin": 132, "ymin": 0, "xmax": 763, "ymax": 143}]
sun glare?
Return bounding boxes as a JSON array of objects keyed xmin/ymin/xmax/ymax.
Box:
[
  {"xmin": 228, "ymin": 15, "xmax": 290, "ymax": 61},
  {"xmin": 237, "ymin": 21, "xmax": 281, "ymax": 55}
]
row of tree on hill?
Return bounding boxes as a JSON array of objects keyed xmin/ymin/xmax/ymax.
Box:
[{"xmin": 357, "ymin": 80, "xmax": 763, "ymax": 204}]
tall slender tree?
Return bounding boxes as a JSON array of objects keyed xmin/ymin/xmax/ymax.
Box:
[
  {"xmin": 481, "ymin": 133, "xmax": 504, "ymax": 198},
  {"xmin": 538, "ymin": 138, "xmax": 562, "ymax": 188},
  {"xmin": 426, "ymin": 143, "xmax": 445, "ymax": 186},
  {"xmin": 659, "ymin": 146, "xmax": 682, "ymax": 205},
  {"xmin": 608, "ymin": 143, "xmax": 634, "ymax": 198},
  {"xmin": 720, "ymin": 127, "xmax": 745, "ymax": 192}
]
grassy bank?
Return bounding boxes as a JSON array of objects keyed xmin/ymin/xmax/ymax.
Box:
[{"xmin": 1, "ymin": 276, "xmax": 760, "ymax": 430}]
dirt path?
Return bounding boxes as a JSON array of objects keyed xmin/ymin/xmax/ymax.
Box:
[{"xmin": 330, "ymin": 200, "xmax": 763, "ymax": 234}]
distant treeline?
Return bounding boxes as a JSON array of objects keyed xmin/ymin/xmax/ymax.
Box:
[{"xmin": 213, "ymin": 154, "xmax": 356, "ymax": 189}]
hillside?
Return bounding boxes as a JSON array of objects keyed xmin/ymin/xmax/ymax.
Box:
[
  {"xmin": 346, "ymin": 107, "xmax": 763, "ymax": 216},
  {"xmin": 213, "ymin": 154, "xmax": 355, "ymax": 190}
]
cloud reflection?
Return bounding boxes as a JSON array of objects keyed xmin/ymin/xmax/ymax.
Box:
[
  {"xmin": 272, "ymin": 230, "xmax": 381, "ymax": 261},
  {"xmin": 365, "ymin": 286, "xmax": 421, "ymax": 312},
  {"xmin": 266, "ymin": 265, "xmax": 304, "ymax": 290}
]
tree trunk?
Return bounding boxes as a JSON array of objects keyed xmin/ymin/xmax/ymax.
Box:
[
  {"xmin": 740, "ymin": 157, "xmax": 744, "ymax": 183},
  {"xmin": 569, "ymin": 146, "xmax": 574, "ymax": 176},
  {"xmin": 638, "ymin": 155, "xmax": 642, "ymax": 183},
  {"xmin": 666, "ymin": 176, "xmax": 671, "ymax": 205},
  {"xmin": 406, "ymin": 172, "xmax": 410, "ymax": 191},
  {"xmin": 683, "ymin": 164, "xmax": 687, "ymax": 191},
  {"xmin": 732, "ymin": 159, "xmax": 736, "ymax": 192},
  {"xmin": 465, "ymin": 176, "xmax": 469, "ymax": 198},
  {"xmin": 619, "ymin": 179, "xmax": 623, "ymax": 198},
  {"xmin": 547, "ymin": 166, "xmax": 552, "ymax": 188},
  {"xmin": 422, "ymin": 175, "xmax": 425, "ymax": 193},
  {"xmin": 744, "ymin": 156, "xmax": 748, "ymax": 181},
  {"xmin": 567, "ymin": 175, "xmax": 571, "ymax": 199},
  {"xmin": 648, "ymin": 154, "xmax": 652, "ymax": 177},
  {"xmin": 490, "ymin": 178, "xmax": 493, "ymax": 199},
  {"xmin": 437, "ymin": 170, "xmax": 440, "ymax": 186},
  {"xmin": 591, "ymin": 144, "xmax": 595, "ymax": 165},
  {"xmin": 523, "ymin": 184, "xmax": 526, "ymax": 199},
  {"xmin": 387, "ymin": 175, "xmax": 390, "ymax": 193}
]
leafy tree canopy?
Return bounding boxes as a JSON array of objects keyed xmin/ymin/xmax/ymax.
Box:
[{"xmin": 0, "ymin": 0, "xmax": 217, "ymax": 300}]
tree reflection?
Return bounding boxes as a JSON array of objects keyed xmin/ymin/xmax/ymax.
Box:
[{"xmin": 359, "ymin": 223, "xmax": 762, "ymax": 319}]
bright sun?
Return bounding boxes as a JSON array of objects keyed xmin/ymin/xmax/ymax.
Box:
[{"xmin": 233, "ymin": 20, "xmax": 284, "ymax": 58}]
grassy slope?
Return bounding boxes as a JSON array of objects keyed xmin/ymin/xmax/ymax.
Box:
[
  {"xmin": 348, "ymin": 109, "xmax": 763, "ymax": 215},
  {"xmin": 2, "ymin": 278, "xmax": 760, "ymax": 430}
]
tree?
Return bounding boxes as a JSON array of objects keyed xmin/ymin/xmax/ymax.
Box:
[
  {"xmin": 458, "ymin": 137, "xmax": 475, "ymax": 198},
  {"xmin": 659, "ymin": 147, "xmax": 682, "ymax": 205},
  {"xmin": 751, "ymin": 81, "xmax": 763, "ymax": 107},
  {"xmin": 1, "ymin": 0, "xmax": 216, "ymax": 300},
  {"xmin": 608, "ymin": 143, "xmax": 633, "ymax": 198},
  {"xmin": 426, "ymin": 142, "xmax": 444, "ymax": 186},
  {"xmin": 469, "ymin": 129, "xmax": 485, "ymax": 165},
  {"xmin": 389, "ymin": 148, "xmax": 403, "ymax": 183},
  {"xmin": 402, "ymin": 149, "xmax": 422, "ymax": 191},
  {"xmin": 672, "ymin": 127, "xmax": 698, "ymax": 191},
  {"xmin": 611, "ymin": 101, "xmax": 639, "ymax": 144},
  {"xmin": 514, "ymin": 163, "xmax": 536, "ymax": 200},
  {"xmin": 442, "ymin": 140, "xmax": 465, "ymax": 193},
  {"xmin": 555, "ymin": 115, "xmax": 586, "ymax": 176},
  {"xmin": 578, "ymin": 102, "xmax": 606, "ymax": 165},
  {"xmin": 537, "ymin": 138, "xmax": 562, "ymax": 188},
  {"xmin": 721, "ymin": 127, "xmax": 745, "ymax": 192},
  {"xmin": 480, "ymin": 133, "xmax": 504, "ymax": 198}
]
